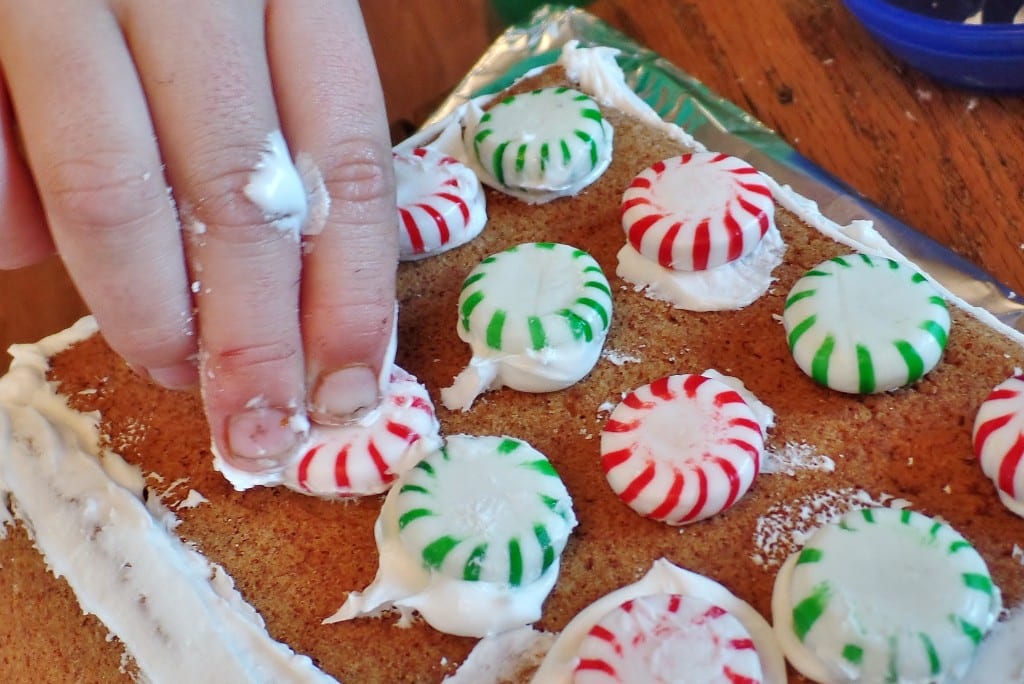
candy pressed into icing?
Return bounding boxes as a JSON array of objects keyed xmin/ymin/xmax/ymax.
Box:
[
  {"xmin": 572, "ymin": 593, "xmax": 765, "ymax": 683},
  {"xmin": 328, "ymin": 434, "xmax": 577, "ymax": 638},
  {"xmin": 615, "ymin": 153, "xmax": 786, "ymax": 312},
  {"xmin": 972, "ymin": 373, "xmax": 1024, "ymax": 517},
  {"xmin": 284, "ymin": 367, "xmax": 441, "ymax": 498},
  {"xmin": 782, "ymin": 253, "xmax": 951, "ymax": 394},
  {"xmin": 395, "ymin": 147, "xmax": 487, "ymax": 261},
  {"xmin": 600, "ymin": 373, "xmax": 763, "ymax": 525},
  {"xmin": 621, "ymin": 152, "xmax": 774, "ymax": 271},
  {"xmin": 442, "ymin": 242, "xmax": 613, "ymax": 411},
  {"xmin": 771, "ymin": 508, "xmax": 1001, "ymax": 683},
  {"xmin": 533, "ymin": 559, "xmax": 787, "ymax": 684},
  {"xmin": 462, "ymin": 86, "xmax": 613, "ymax": 203}
]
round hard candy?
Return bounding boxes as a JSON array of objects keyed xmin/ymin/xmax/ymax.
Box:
[
  {"xmin": 973, "ymin": 373, "xmax": 1024, "ymax": 517},
  {"xmin": 394, "ymin": 146, "xmax": 487, "ymax": 261},
  {"xmin": 284, "ymin": 366, "xmax": 440, "ymax": 497},
  {"xmin": 394, "ymin": 434, "xmax": 576, "ymax": 587},
  {"xmin": 782, "ymin": 253, "xmax": 950, "ymax": 393},
  {"xmin": 621, "ymin": 152, "xmax": 774, "ymax": 271},
  {"xmin": 442, "ymin": 242, "xmax": 612, "ymax": 410},
  {"xmin": 573, "ymin": 593, "xmax": 764, "ymax": 684},
  {"xmin": 463, "ymin": 86, "xmax": 613, "ymax": 201},
  {"xmin": 772, "ymin": 508, "xmax": 1001, "ymax": 683},
  {"xmin": 600, "ymin": 373, "xmax": 763, "ymax": 525}
]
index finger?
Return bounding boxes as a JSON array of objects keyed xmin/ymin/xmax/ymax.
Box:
[{"xmin": 267, "ymin": 0, "xmax": 399, "ymax": 425}]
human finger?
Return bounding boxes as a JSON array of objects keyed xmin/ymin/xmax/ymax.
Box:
[
  {"xmin": 124, "ymin": 0, "xmax": 309, "ymax": 473},
  {"xmin": 0, "ymin": 2, "xmax": 197, "ymax": 387},
  {"xmin": 0, "ymin": 70, "xmax": 53, "ymax": 269},
  {"xmin": 266, "ymin": 0, "xmax": 398, "ymax": 425}
]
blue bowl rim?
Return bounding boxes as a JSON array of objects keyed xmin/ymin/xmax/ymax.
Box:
[{"xmin": 842, "ymin": 0, "xmax": 1024, "ymax": 45}]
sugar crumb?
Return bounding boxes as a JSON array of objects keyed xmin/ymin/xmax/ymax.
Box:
[
  {"xmin": 751, "ymin": 488, "xmax": 910, "ymax": 570},
  {"xmin": 762, "ymin": 441, "xmax": 835, "ymax": 476}
]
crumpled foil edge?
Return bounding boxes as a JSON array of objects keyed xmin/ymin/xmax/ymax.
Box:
[{"xmin": 424, "ymin": 5, "xmax": 1024, "ymax": 332}]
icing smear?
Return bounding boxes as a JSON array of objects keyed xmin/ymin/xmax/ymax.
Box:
[
  {"xmin": 0, "ymin": 317, "xmax": 334, "ymax": 683},
  {"xmin": 244, "ymin": 130, "xmax": 310, "ymax": 237}
]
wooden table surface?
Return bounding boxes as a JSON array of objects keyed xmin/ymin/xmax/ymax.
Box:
[{"xmin": 2, "ymin": 0, "xmax": 1022, "ymax": 354}]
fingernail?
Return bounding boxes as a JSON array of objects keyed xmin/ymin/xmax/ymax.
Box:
[
  {"xmin": 310, "ymin": 365, "xmax": 380, "ymax": 424},
  {"xmin": 146, "ymin": 362, "xmax": 199, "ymax": 391},
  {"xmin": 226, "ymin": 407, "xmax": 305, "ymax": 471}
]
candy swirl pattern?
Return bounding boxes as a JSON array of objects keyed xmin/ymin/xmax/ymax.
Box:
[
  {"xmin": 464, "ymin": 86, "xmax": 613, "ymax": 198},
  {"xmin": 394, "ymin": 434, "xmax": 576, "ymax": 587},
  {"xmin": 973, "ymin": 373, "xmax": 1024, "ymax": 517},
  {"xmin": 620, "ymin": 152, "xmax": 774, "ymax": 271},
  {"xmin": 284, "ymin": 367, "xmax": 440, "ymax": 498},
  {"xmin": 772, "ymin": 508, "xmax": 1001, "ymax": 683},
  {"xmin": 782, "ymin": 253, "xmax": 951, "ymax": 394},
  {"xmin": 572, "ymin": 593, "xmax": 764, "ymax": 684},
  {"xmin": 394, "ymin": 147, "xmax": 487, "ymax": 261},
  {"xmin": 459, "ymin": 242, "xmax": 612, "ymax": 360},
  {"xmin": 600, "ymin": 373, "xmax": 764, "ymax": 525}
]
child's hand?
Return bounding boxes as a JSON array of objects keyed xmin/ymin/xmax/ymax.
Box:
[{"xmin": 0, "ymin": 0, "xmax": 398, "ymax": 475}]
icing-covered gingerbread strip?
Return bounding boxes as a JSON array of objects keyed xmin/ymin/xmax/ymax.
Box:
[
  {"xmin": 783, "ymin": 253, "xmax": 951, "ymax": 393},
  {"xmin": 442, "ymin": 242, "xmax": 612, "ymax": 410},
  {"xmin": 463, "ymin": 86, "xmax": 613, "ymax": 202},
  {"xmin": 973, "ymin": 373, "xmax": 1024, "ymax": 517},
  {"xmin": 573, "ymin": 593, "xmax": 764, "ymax": 683},
  {"xmin": 621, "ymin": 152, "xmax": 774, "ymax": 271},
  {"xmin": 600, "ymin": 373, "xmax": 763, "ymax": 525},
  {"xmin": 394, "ymin": 147, "xmax": 487, "ymax": 261},
  {"xmin": 283, "ymin": 367, "xmax": 441, "ymax": 497},
  {"xmin": 772, "ymin": 508, "xmax": 1001, "ymax": 683}
]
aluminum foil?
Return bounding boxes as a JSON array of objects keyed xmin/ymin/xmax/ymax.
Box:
[{"xmin": 424, "ymin": 5, "xmax": 1024, "ymax": 332}]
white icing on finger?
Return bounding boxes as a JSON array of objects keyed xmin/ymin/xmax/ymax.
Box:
[{"xmin": 244, "ymin": 130, "xmax": 309, "ymax": 237}]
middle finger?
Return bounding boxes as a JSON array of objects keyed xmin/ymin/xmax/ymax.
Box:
[{"xmin": 124, "ymin": 0, "xmax": 309, "ymax": 474}]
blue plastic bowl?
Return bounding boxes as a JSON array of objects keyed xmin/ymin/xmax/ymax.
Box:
[{"xmin": 841, "ymin": 0, "xmax": 1024, "ymax": 93}]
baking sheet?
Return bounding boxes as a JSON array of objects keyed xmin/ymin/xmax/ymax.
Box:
[{"xmin": 423, "ymin": 5, "xmax": 1024, "ymax": 333}]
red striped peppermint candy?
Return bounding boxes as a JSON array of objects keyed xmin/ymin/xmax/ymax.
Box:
[
  {"xmin": 284, "ymin": 366, "xmax": 441, "ymax": 498},
  {"xmin": 973, "ymin": 374, "xmax": 1024, "ymax": 517},
  {"xmin": 620, "ymin": 152, "xmax": 774, "ymax": 271},
  {"xmin": 600, "ymin": 374, "xmax": 763, "ymax": 525},
  {"xmin": 395, "ymin": 147, "xmax": 487, "ymax": 261},
  {"xmin": 573, "ymin": 593, "xmax": 764, "ymax": 684}
]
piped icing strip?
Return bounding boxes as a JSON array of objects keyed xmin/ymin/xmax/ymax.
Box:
[
  {"xmin": 395, "ymin": 147, "xmax": 487, "ymax": 261},
  {"xmin": 782, "ymin": 253, "xmax": 951, "ymax": 394},
  {"xmin": 284, "ymin": 367, "xmax": 441, "ymax": 498},
  {"xmin": 463, "ymin": 86, "xmax": 613, "ymax": 201},
  {"xmin": 442, "ymin": 242, "xmax": 612, "ymax": 410},
  {"xmin": 620, "ymin": 152, "xmax": 774, "ymax": 271},
  {"xmin": 771, "ymin": 508, "xmax": 1001, "ymax": 683},
  {"xmin": 572, "ymin": 593, "xmax": 764, "ymax": 683},
  {"xmin": 329, "ymin": 434, "xmax": 577, "ymax": 638},
  {"xmin": 600, "ymin": 373, "xmax": 763, "ymax": 525},
  {"xmin": 973, "ymin": 374, "xmax": 1024, "ymax": 517}
]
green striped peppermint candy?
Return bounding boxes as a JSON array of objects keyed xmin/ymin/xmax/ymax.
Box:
[
  {"xmin": 463, "ymin": 86, "xmax": 613, "ymax": 200},
  {"xmin": 775, "ymin": 508, "xmax": 1000, "ymax": 683},
  {"xmin": 457, "ymin": 242, "xmax": 612, "ymax": 390},
  {"xmin": 394, "ymin": 434, "xmax": 576, "ymax": 587},
  {"xmin": 782, "ymin": 254, "xmax": 950, "ymax": 393}
]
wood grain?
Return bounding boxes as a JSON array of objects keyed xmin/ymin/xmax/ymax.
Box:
[{"xmin": 1, "ymin": 0, "xmax": 1021, "ymax": 355}]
